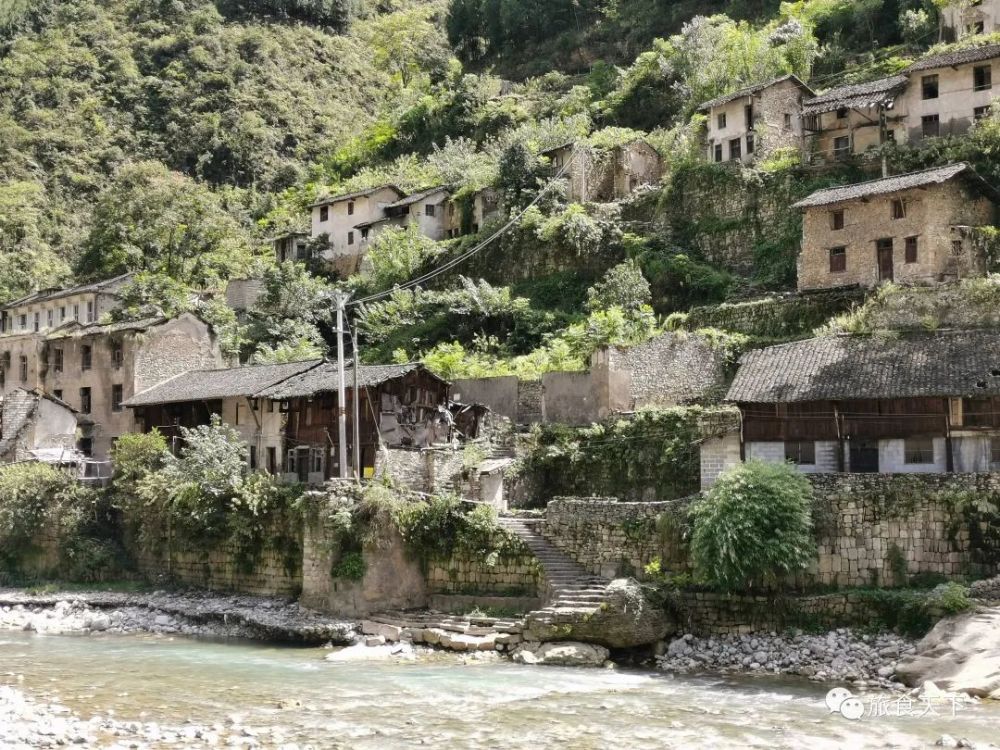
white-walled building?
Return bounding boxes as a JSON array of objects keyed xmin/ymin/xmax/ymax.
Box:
[
  {"xmin": 309, "ymin": 185, "xmax": 404, "ymax": 276},
  {"xmin": 942, "ymin": 0, "xmax": 1000, "ymax": 40}
]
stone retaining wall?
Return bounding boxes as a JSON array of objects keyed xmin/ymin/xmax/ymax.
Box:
[
  {"xmin": 426, "ymin": 554, "xmax": 541, "ymax": 597},
  {"xmin": 672, "ymin": 591, "xmax": 880, "ymax": 635}
]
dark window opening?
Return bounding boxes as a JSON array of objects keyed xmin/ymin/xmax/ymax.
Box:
[
  {"xmin": 829, "ymin": 246, "xmax": 847, "ymax": 273},
  {"xmin": 347, "ymin": 231, "xmax": 355, "ymax": 245},
  {"xmin": 975, "ymin": 105, "xmax": 991, "ymax": 121},
  {"xmin": 79, "ymin": 387, "xmax": 92, "ymax": 415},
  {"xmin": 836, "ymin": 107, "xmax": 849, "ymax": 120},
  {"xmin": 830, "ymin": 210, "xmax": 845, "ymax": 230},
  {"xmin": 891, "ymin": 198, "xmax": 906, "ymax": 219},
  {"xmin": 347, "ymin": 201, "xmax": 354, "ymax": 216},
  {"xmin": 714, "ymin": 143, "xmax": 723, "ymax": 162},
  {"xmin": 111, "ymin": 341, "xmax": 123, "ymax": 368},
  {"xmin": 19, "ymin": 355, "xmax": 28, "ymax": 382},
  {"xmin": 729, "ymin": 138, "xmax": 742, "ymax": 160},
  {"xmin": 53, "ymin": 348, "xmax": 64, "ymax": 373},
  {"xmin": 785, "ymin": 441, "xmax": 816, "ymax": 465},
  {"xmin": 974, "ymin": 64, "xmax": 992, "ymax": 91},
  {"xmin": 904, "ymin": 437, "xmax": 935, "ymax": 464},
  {"xmin": 833, "ymin": 135, "xmax": 850, "ymax": 160},
  {"xmin": 81, "ymin": 345, "xmax": 92, "ymax": 371},
  {"xmin": 746, "ymin": 132, "xmax": 755, "ymax": 154},
  {"xmin": 717, "ymin": 112, "xmax": 727, "ymax": 129},
  {"xmin": 111, "ymin": 384, "xmax": 123, "ymax": 412},
  {"xmin": 425, "ymin": 204, "xmax": 435, "ymax": 217},
  {"xmin": 319, "ymin": 206, "xmax": 329, "ymax": 222},
  {"xmin": 922, "ymin": 114, "xmax": 940, "ymax": 138},
  {"xmin": 905, "ymin": 236, "xmax": 919, "ymax": 263},
  {"xmin": 922, "ymin": 74, "xmax": 939, "ymax": 100}
]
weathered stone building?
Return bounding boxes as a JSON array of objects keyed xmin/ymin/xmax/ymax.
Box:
[
  {"xmin": 801, "ymin": 76, "xmax": 908, "ymax": 162},
  {"xmin": 309, "ymin": 185, "xmax": 405, "ymax": 275},
  {"xmin": 541, "ymin": 140, "xmax": 663, "ymax": 203},
  {"xmin": 0, "ymin": 313, "xmax": 221, "ymax": 464},
  {"xmin": 942, "ymin": 0, "xmax": 1000, "ymax": 41},
  {"xmin": 0, "ymin": 273, "xmax": 134, "ymax": 335},
  {"xmin": 699, "ymin": 74, "xmax": 814, "ymax": 164},
  {"xmin": 701, "ymin": 330, "xmax": 1000, "ymax": 487},
  {"xmin": 0, "ymin": 388, "xmax": 78, "ymax": 464},
  {"xmin": 793, "ymin": 163, "xmax": 998, "ymax": 292}
]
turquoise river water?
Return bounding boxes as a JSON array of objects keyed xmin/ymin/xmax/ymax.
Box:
[{"xmin": 1, "ymin": 631, "xmax": 997, "ymax": 749}]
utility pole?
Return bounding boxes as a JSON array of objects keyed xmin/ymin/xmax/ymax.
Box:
[
  {"xmin": 352, "ymin": 324, "xmax": 361, "ymax": 481},
  {"xmin": 334, "ymin": 291, "xmax": 351, "ymax": 479}
]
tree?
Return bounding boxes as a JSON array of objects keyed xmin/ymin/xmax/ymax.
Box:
[
  {"xmin": 77, "ymin": 161, "xmax": 254, "ymax": 287},
  {"xmin": 243, "ymin": 261, "xmax": 334, "ymax": 361},
  {"xmin": 586, "ymin": 259, "xmax": 651, "ymax": 313},
  {"xmin": 497, "ymin": 141, "xmax": 538, "ymax": 210},
  {"xmin": 0, "ymin": 181, "xmax": 71, "ymax": 303},
  {"xmin": 365, "ymin": 224, "xmax": 443, "ymax": 290},
  {"xmin": 690, "ymin": 461, "xmax": 817, "ymax": 591}
]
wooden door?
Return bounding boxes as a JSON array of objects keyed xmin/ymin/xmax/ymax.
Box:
[{"xmin": 876, "ymin": 238, "xmax": 894, "ymax": 282}]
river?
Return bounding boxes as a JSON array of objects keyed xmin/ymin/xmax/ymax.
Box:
[{"xmin": 1, "ymin": 631, "xmax": 996, "ymax": 749}]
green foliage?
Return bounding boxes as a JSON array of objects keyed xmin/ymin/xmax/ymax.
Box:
[
  {"xmin": 364, "ymin": 224, "xmax": 445, "ymax": 290},
  {"xmin": 243, "ymin": 261, "xmax": 335, "ymax": 361},
  {"xmin": 857, "ymin": 582, "xmax": 972, "ymax": 638},
  {"xmin": 0, "ymin": 463, "xmax": 78, "ymax": 557},
  {"xmin": 110, "ymin": 430, "xmax": 169, "ymax": 484},
  {"xmin": 586, "ymin": 259, "xmax": 651, "ymax": 313},
  {"xmin": 395, "ymin": 494, "xmax": 527, "ymax": 563},
  {"xmin": 519, "ymin": 407, "xmax": 711, "ymax": 503},
  {"xmin": 690, "ymin": 460, "xmax": 816, "ymax": 591},
  {"xmin": 332, "ymin": 550, "xmax": 366, "ymax": 580}
]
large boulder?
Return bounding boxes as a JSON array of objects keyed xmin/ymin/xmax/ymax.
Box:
[
  {"xmin": 895, "ymin": 607, "xmax": 1000, "ymax": 698},
  {"xmin": 523, "ymin": 578, "xmax": 671, "ymax": 649},
  {"xmin": 512, "ymin": 641, "xmax": 610, "ymax": 667}
]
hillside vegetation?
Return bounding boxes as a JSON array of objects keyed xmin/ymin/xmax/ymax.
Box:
[{"xmin": 1, "ymin": 0, "xmax": 995, "ymax": 373}]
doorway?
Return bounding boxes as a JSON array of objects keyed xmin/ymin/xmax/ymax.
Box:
[
  {"xmin": 849, "ymin": 439, "xmax": 880, "ymax": 473},
  {"xmin": 876, "ymin": 238, "xmax": 894, "ymax": 282}
]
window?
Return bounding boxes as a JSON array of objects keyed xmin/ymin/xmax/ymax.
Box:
[
  {"xmin": 975, "ymin": 105, "xmax": 992, "ymax": 121},
  {"xmin": 922, "ymin": 114, "xmax": 940, "ymax": 138},
  {"xmin": 992, "ymin": 437, "xmax": 1000, "ymax": 465},
  {"xmin": 974, "ymin": 64, "xmax": 992, "ymax": 91},
  {"xmin": 235, "ymin": 403, "xmax": 244, "ymax": 426},
  {"xmin": 717, "ymin": 112, "xmax": 727, "ymax": 129},
  {"xmin": 904, "ymin": 437, "xmax": 935, "ymax": 464},
  {"xmin": 885, "ymin": 129, "xmax": 896, "ymax": 142},
  {"xmin": 347, "ymin": 201, "xmax": 354, "ymax": 216},
  {"xmin": 784, "ymin": 441, "xmax": 816, "ymax": 465},
  {"xmin": 783, "ymin": 113, "xmax": 792, "ymax": 129},
  {"xmin": 347, "ymin": 230, "xmax": 355, "ymax": 245},
  {"xmin": 267, "ymin": 446, "xmax": 277, "ymax": 474},
  {"xmin": 952, "ymin": 239, "xmax": 964, "ymax": 255},
  {"xmin": 829, "ymin": 246, "xmax": 847, "ymax": 273},
  {"xmin": 19, "ymin": 314, "xmax": 26, "ymax": 330},
  {"xmin": 833, "ymin": 135, "xmax": 850, "ymax": 160},
  {"xmin": 921, "ymin": 74, "xmax": 939, "ymax": 100},
  {"xmin": 905, "ymin": 236, "xmax": 919, "ymax": 263},
  {"xmin": 425, "ymin": 203, "xmax": 435, "ymax": 217},
  {"xmin": 249, "ymin": 445, "xmax": 258, "ymax": 470},
  {"xmin": 86, "ymin": 301, "xmax": 94, "ymax": 323},
  {"xmin": 46, "ymin": 310, "xmax": 53, "ymax": 328},
  {"xmin": 744, "ymin": 104, "xmax": 753, "ymax": 128},
  {"xmin": 714, "ymin": 143, "xmax": 723, "ymax": 162},
  {"xmin": 33, "ymin": 312, "xmax": 39, "ymax": 332},
  {"xmin": 19, "ymin": 355, "xmax": 27, "ymax": 381},
  {"xmin": 79, "ymin": 438, "xmax": 93, "ymax": 458},
  {"xmin": 79, "ymin": 387, "xmax": 91, "ymax": 415},
  {"xmin": 746, "ymin": 132, "xmax": 755, "ymax": 154},
  {"xmin": 52, "ymin": 348, "xmax": 63, "ymax": 373},
  {"xmin": 81, "ymin": 345, "xmax": 92, "ymax": 371},
  {"xmin": 111, "ymin": 340, "xmax": 123, "ymax": 368},
  {"xmin": 729, "ymin": 138, "xmax": 742, "ymax": 160},
  {"xmin": 111, "ymin": 384, "xmax": 123, "ymax": 412},
  {"xmin": 73, "ymin": 304, "xmax": 79, "ymax": 321},
  {"xmin": 891, "ymin": 198, "xmax": 906, "ymax": 219},
  {"xmin": 53, "ymin": 389, "xmax": 62, "ymax": 401},
  {"xmin": 836, "ymin": 107, "xmax": 848, "ymax": 120},
  {"xmin": 830, "ymin": 210, "xmax": 845, "ymax": 230},
  {"xmin": 319, "ymin": 205, "xmax": 329, "ymax": 222},
  {"xmin": 311, "ymin": 447, "xmax": 324, "ymax": 474},
  {"xmin": 59, "ymin": 306, "xmax": 66, "ymax": 322}
]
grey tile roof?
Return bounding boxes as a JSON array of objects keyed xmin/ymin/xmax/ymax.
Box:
[
  {"xmin": 258, "ymin": 362, "xmax": 444, "ymax": 399},
  {"xmin": 385, "ymin": 187, "xmax": 449, "ymax": 209},
  {"xmin": 727, "ymin": 330, "xmax": 1000, "ymax": 403},
  {"xmin": 698, "ymin": 74, "xmax": 813, "ymax": 111},
  {"xmin": 2, "ymin": 273, "xmax": 135, "ymax": 310},
  {"xmin": 907, "ymin": 42, "xmax": 1000, "ymax": 73},
  {"xmin": 309, "ymin": 185, "xmax": 403, "ymax": 208},
  {"xmin": 801, "ymin": 75, "xmax": 907, "ymax": 115},
  {"xmin": 44, "ymin": 317, "xmax": 167, "ymax": 340},
  {"xmin": 125, "ymin": 360, "xmax": 323, "ymax": 407},
  {"xmin": 791, "ymin": 163, "xmax": 985, "ymax": 209}
]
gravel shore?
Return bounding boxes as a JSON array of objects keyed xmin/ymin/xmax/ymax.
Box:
[
  {"xmin": 657, "ymin": 628, "xmax": 916, "ymax": 688},
  {"xmin": 0, "ymin": 588, "xmax": 356, "ymax": 644}
]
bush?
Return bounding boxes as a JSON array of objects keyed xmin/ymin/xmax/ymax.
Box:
[
  {"xmin": 111, "ymin": 431, "xmax": 169, "ymax": 483},
  {"xmin": 690, "ymin": 461, "xmax": 816, "ymax": 591}
]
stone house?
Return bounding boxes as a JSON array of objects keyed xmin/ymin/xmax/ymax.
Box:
[
  {"xmin": 699, "ymin": 74, "xmax": 814, "ymax": 164},
  {"xmin": 125, "ymin": 359, "xmax": 322, "ymax": 474},
  {"xmin": 0, "ymin": 313, "xmax": 221, "ymax": 465},
  {"xmin": 0, "ymin": 388, "xmax": 78, "ymax": 465},
  {"xmin": 357, "ymin": 186, "xmax": 455, "ymax": 250},
  {"xmin": 309, "ymin": 185, "xmax": 405, "ymax": 276},
  {"xmin": 0, "ymin": 273, "xmax": 134, "ymax": 335},
  {"xmin": 792, "ymin": 163, "xmax": 998, "ymax": 292},
  {"xmin": 541, "ymin": 141, "xmax": 662, "ymax": 203},
  {"xmin": 941, "ymin": 0, "xmax": 1000, "ymax": 40},
  {"xmin": 270, "ymin": 231, "xmax": 311, "ymax": 264},
  {"xmin": 801, "ymin": 76, "xmax": 909, "ymax": 163},
  {"xmin": 700, "ymin": 330, "xmax": 1000, "ymax": 488}
]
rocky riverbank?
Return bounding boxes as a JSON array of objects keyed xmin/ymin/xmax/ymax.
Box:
[
  {"xmin": 0, "ymin": 685, "xmax": 303, "ymax": 749},
  {"xmin": 0, "ymin": 588, "xmax": 356, "ymax": 645},
  {"xmin": 656, "ymin": 628, "xmax": 916, "ymax": 688}
]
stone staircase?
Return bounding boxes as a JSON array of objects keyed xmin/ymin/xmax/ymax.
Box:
[{"xmin": 497, "ymin": 516, "xmax": 613, "ymax": 637}]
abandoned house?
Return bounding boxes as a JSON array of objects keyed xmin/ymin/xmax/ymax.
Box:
[
  {"xmin": 0, "ymin": 273, "xmax": 135, "ymax": 336},
  {"xmin": 126, "ymin": 360, "xmax": 456, "ymax": 483},
  {"xmin": 0, "ymin": 388, "xmax": 79, "ymax": 465},
  {"xmin": 0, "ymin": 313, "xmax": 221, "ymax": 465},
  {"xmin": 541, "ymin": 140, "xmax": 663, "ymax": 202},
  {"xmin": 699, "ymin": 74, "xmax": 814, "ymax": 164},
  {"xmin": 801, "ymin": 76, "xmax": 909, "ymax": 163},
  {"xmin": 270, "ymin": 231, "xmax": 311, "ymax": 264},
  {"xmin": 356, "ymin": 186, "xmax": 454, "ymax": 251},
  {"xmin": 792, "ymin": 163, "xmax": 998, "ymax": 292},
  {"xmin": 125, "ymin": 359, "xmax": 323, "ymax": 474},
  {"xmin": 941, "ymin": 0, "xmax": 1000, "ymax": 41},
  {"xmin": 309, "ymin": 185, "xmax": 405, "ymax": 276},
  {"xmin": 700, "ymin": 329, "xmax": 1000, "ymax": 488}
]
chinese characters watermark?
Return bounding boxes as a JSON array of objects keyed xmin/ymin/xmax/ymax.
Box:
[{"xmin": 826, "ymin": 687, "xmax": 968, "ymax": 721}]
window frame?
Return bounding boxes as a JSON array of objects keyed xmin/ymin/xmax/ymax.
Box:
[
  {"xmin": 905, "ymin": 236, "xmax": 919, "ymax": 264},
  {"xmin": 975, "ymin": 104, "xmax": 991, "ymax": 121},
  {"xmin": 79, "ymin": 386, "xmax": 92, "ymax": 415},
  {"xmin": 347, "ymin": 230, "xmax": 355, "ymax": 246},
  {"xmin": 784, "ymin": 440, "xmax": 816, "ymax": 466},
  {"xmin": 991, "ymin": 436, "xmax": 1000, "ymax": 466},
  {"xmin": 974, "ymin": 64, "xmax": 992, "ymax": 92},
  {"xmin": 111, "ymin": 384, "xmax": 123, "ymax": 413},
  {"xmin": 829, "ymin": 246, "xmax": 847, "ymax": 273},
  {"xmin": 891, "ymin": 198, "xmax": 906, "ymax": 220},
  {"xmin": 717, "ymin": 112, "xmax": 727, "ymax": 129},
  {"xmin": 81, "ymin": 344, "xmax": 92, "ymax": 371},
  {"xmin": 921, "ymin": 74, "xmax": 939, "ymax": 100},
  {"xmin": 830, "ymin": 210, "xmax": 845, "ymax": 231},
  {"xmin": 713, "ymin": 143, "xmax": 723, "ymax": 162},
  {"xmin": 53, "ymin": 347, "xmax": 64, "ymax": 373},
  {"xmin": 319, "ymin": 205, "xmax": 329, "ymax": 222},
  {"xmin": 729, "ymin": 137, "xmax": 742, "ymax": 161},
  {"xmin": 903, "ymin": 437, "xmax": 935, "ymax": 465},
  {"xmin": 922, "ymin": 114, "xmax": 940, "ymax": 138}
]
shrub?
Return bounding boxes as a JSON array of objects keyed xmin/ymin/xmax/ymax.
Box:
[
  {"xmin": 332, "ymin": 551, "xmax": 366, "ymax": 581},
  {"xmin": 111, "ymin": 430, "xmax": 169, "ymax": 483},
  {"xmin": 690, "ymin": 461, "xmax": 816, "ymax": 591},
  {"xmin": 0, "ymin": 463, "xmax": 85, "ymax": 559}
]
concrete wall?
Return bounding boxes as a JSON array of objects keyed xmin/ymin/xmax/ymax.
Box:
[
  {"xmin": 540, "ymin": 371, "xmax": 597, "ymax": 424},
  {"xmin": 797, "ymin": 180, "xmax": 993, "ymax": 292},
  {"xmin": 700, "ymin": 433, "xmax": 742, "ymax": 490},
  {"xmin": 450, "ymin": 376, "xmax": 519, "ymax": 421}
]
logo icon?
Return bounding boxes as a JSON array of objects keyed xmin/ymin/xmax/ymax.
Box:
[{"xmin": 826, "ymin": 687, "xmax": 864, "ymax": 721}]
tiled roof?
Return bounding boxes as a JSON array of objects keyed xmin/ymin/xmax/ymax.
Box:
[
  {"xmin": 258, "ymin": 362, "xmax": 443, "ymax": 399},
  {"xmin": 907, "ymin": 42, "xmax": 1000, "ymax": 73},
  {"xmin": 2, "ymin": 273, "xmax": 135, "ymax": 310},
  {"xmin": 698, "ymin": 74, "xmax": 813, "ymax": 111},
  {"xmin": 309, "ymin": 184, "xmax": 404, "ymax": 208},
  {"xmin": 385, "ymin": 187, "xmax": 449, "ymax": 209},
  {"xmin": 727, "ymin": 331, "xmax": 1000, "ymax": 403},
  {"xmin": 801, "ymin": 75, "xmax": 907, "ymax": 115},
  {"xmin": 791, "ymin": 163, "xmax": 986, "ymax": 209},
  {"xmin": 125, "ymin": 360, "xmax": 323, "ymax": 407},
  {"xmin": 44, "ymin": 317, "xmax": 167, "ymax": 340}
]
